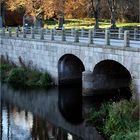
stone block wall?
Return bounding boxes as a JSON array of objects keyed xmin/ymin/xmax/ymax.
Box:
[{"xmin": 0, "ymin": 37, "xmax": 140, "ymax": 100}]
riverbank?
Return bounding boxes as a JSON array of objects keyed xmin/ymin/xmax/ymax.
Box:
[
  {"xmin": 86, "ymin": 99, "xmax": 139, "ymax": 140},
  {"xmin": 0, "ymin": 57, "xmax": 53, "ymax": 88}
]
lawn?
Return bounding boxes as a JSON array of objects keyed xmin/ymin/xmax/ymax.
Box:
[{"xmin": 44, "ymin": 18, "xmax": 140, "ymax": 29}]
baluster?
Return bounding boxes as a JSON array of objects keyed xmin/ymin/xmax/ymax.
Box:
[
  {"xmin": 23, "ymin": 28, "xmax": 26, "ymax": 38},
  {"xmin": 93, "ymin": 28, "xmax": 96, "ymax": 37},
  {"xmin": 71, "ymin": 28, "xmax": 75, "ymax": 36},
  {"xmin": 8, "ymin": 27, "xmax": 12, "ymax": 37},
  {"xmin": 105, "ymin": 28, "xmax": 110, "ymax": 45},
  {"xmin": 81, "ymin": 28, "xmax": 85, "ymax": 37},
  {"xmin": 134, "ymin": 28, "xmax": 137, "ymax": 40},
  {"xmin": 51, "ymin": 29, "xmax": 54, "ymax": 41},
  {"xmin": 16, "ymin": 27, "xmax": 19, "ymax": 37},
  {"xmin": 53, "ymin": 27, "xmax": 56, "ymax": 35},
  {"xmin": 61, "ymin": 28, "xmax": 66, "ymax": 41},
  {"xmin": 74, "ymin": 29, "xmax": 79, "ymax": 43},
  {"xmin": 46, "ymin": 27, "xmax": 49, "ymax": 35},
  {"xmin": 40, "ymin": 28, "xmax": 44, "ymax": 40},
  {"xmin": 31, "ymin": 27, "xmax": 35, "ymax": 39},
  {"xmin": 124, "ymin": 30, "xmax": 130, "ymax": 47},
  {"xmin": 88, "ymin": 29, "xmax": 93, "ymax": 44},
  {"xmin": 118, "ymin": 28, "xmax": 123, "ymax": 39}
]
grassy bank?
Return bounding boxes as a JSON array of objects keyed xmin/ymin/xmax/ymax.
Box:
[
  {"xmin": 86, "ymin": 100, "xmax": 139, "ymax": 140},
  {"xmin": 45, "ymin": 18, "xmax": 140, "ymax": 29},
  {"xmin": 0, "ymin": 57, "xmax": 53, "ymax": 88}
]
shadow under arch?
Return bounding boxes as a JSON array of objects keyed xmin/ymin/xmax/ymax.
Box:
[
  {"xmin": 92, "ymin": 59, "xmax": 132, "ymax": 100},
  {"xmin": 58, "ymin": 54, "xmax": 85, "ymax": 124},
  {"xmin": 58, "ymin": 54, "xmax": 85, "ymax": 85}
]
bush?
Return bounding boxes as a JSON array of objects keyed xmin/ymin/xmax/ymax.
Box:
[
  {"xmin": 6, "ymin": 68, "xmax": 27, "ymax": 85},
  {"xmin": 25, "ymin": 70, "xmax": 42, "ymax": 87},
  {"xmin": 104, "ymin": 100, "xmax": 139, "ymax": 140},
  {"xmin": 86, "ymin": 102, "xmax": 111, "ymax": 133},
  {"xmin": 37, "ymin": 72, "xmax": 52, "ymax": 88},
  {"xmin": 0, "ymin": 64, "xmax": 12, "ymax": 81},
  {"xmin": 87, "ymin": 100, "xmax": 139, "ymax": 140},
  {"xmin": 0, "ymin": 58, "xmax": 53, "ymax": 88}
]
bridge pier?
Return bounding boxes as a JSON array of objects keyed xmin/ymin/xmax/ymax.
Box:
[{"xmin": 82, "ymin": 71, "xmax": 94, "ymax": 95}]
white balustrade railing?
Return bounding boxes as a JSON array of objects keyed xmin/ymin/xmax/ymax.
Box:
[{"xmin": 0, "ymin": 27, "xmax": 140, "ymax": 48}]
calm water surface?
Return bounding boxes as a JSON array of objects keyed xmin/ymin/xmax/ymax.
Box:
[{"xmin": 1, "ymin": 84, "xmax": 103, "ymax": 140}]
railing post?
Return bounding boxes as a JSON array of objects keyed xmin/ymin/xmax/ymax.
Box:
[
  {"xmin": 93, "ymin": 28, "xmax": 96, "ymax": 37},
  {"xmin": 118, "ymin": 28, "xmax": 123, "ymax": 39},
  {"xmin": 51, "ymin": 29, "xmax": 54, "ymax": 41},
  {"xmin": 71, "ymin": 28, "xmax": 75, "ymax": 36},
  {"xmin": 81, "ymin": 28, "xmax": 85, "ymax": 37},
  {"xmin": 74, "ymin": 29, "xmax": 79, "ymax": 43},
  {"xmin": 134, "ymin": 28, "xmax": 137, "ymax": 40},
  {"xmin": 53, "ymin": 27, "xmax": 56, "ymax": 35},
  {"xmin": 31, "ymin": 27, "xmax": 35, "ymax": 39},
  {"xmin": 2, "ymin": 27, "xmax": 5, "ymax": 36},
  {"xmin": 23, "ymin": 28, "xmax": 26, "ymax": 38},
  {"xmin": 124, "ymin": 30, "xmax": 130, "ymax": 47},
  {"xmin": 8, "ymin": 27, "xmax": 12, "ymax": 37},
  {"xmin": 16, "ymin": 27, "xmax": 19, "ymax": 37},
  {"xmin": 105, "ymin": 28, "xmax": 110, "ymax": 45},
  {"xmin": 61, "ymin": 28, "xmax": 66, "ymax": 41},
  {"xmin": 40, "ymin": 28, "xmax": 44, "ymax": 40},
  {"xmin": 46, "ymin": 27, "xmax": 49, "ymax": 34},
  {"xmin": 88, "ymin": 29, "xmax": 93, "ymax": 44}
]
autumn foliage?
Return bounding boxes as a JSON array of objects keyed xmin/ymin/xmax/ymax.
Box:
[{"xmin": 1, "ymin": 0, "xmax": 139, "ymax": 26}]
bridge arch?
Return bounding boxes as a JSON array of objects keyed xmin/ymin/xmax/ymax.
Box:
[
  {"xmin": 92, "ymin": 59, "xmax": 132, "ymax": 99},
  {"xmin": 58, "ymin": 54, "xmax": 85, "ymax": 85}
]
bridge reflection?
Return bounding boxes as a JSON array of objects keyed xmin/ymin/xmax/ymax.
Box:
[
  {"xmin": 1, "ymin": 84, "xmax": 103, "ymax": 140},
  {"xmin": 58, "ymin": 84, "xmax": 83, "ymax": 124}
]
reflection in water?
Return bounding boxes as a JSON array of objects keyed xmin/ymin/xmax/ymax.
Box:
[
  {"xmin": 1, "ymin": 84, "xmax": 103, "ymax": 140},
  {"xmin": 58, "ymin": 84, "xmax": 83, "ymax": 124},
  {"xmin": 1, "ymin": 102, "xmax": 81, "ymax": 140}
]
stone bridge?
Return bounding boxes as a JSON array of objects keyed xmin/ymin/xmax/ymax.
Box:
[{"xmin": 0, "ymin": 28, "xmax": 140, "ymax": 100}]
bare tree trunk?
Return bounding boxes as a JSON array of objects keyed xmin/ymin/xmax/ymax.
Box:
[
  {"xmin": 94, "ymin": 11, "xmax": 99, "ymax": 28},
  {"xmin": 107, "ymin": 0, "xmax": 117, "ymax": 29},
  {"xmin": 58, "ymin": 0, "xmax": 65, "ymax": 29},
  {"xmin": 91, "ymin": 0, "xmax": 101, "ymax": 29},
  {"xmin": 111, "ymin": 10, "xmax": 116, "ymax": 28},
  {"xmin": 58, "ymin": 12, "xmax": 64, "ymax": 29}
]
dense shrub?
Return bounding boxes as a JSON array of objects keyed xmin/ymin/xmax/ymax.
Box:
[
  {"xmin": 6, "ymin": 68, "xmax": 27, "ymax": 85},
  {"xmin": 0, "ymin": 59, "xmax": 53, "ymax": 88},
  {"xmin": 87, "ymin": 100, "xmax": 139, "ymax": 140}
]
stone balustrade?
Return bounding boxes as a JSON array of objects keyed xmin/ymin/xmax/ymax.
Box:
[{"xmin": 0, "ymin": 27, "xmax": 140, "ymax": 48}]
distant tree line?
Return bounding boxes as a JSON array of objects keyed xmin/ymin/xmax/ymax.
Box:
[{"xmin": 0, "ymin": 0, "xmax": 139, "ymax": 28}]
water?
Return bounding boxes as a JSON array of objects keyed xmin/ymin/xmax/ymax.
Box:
[{"xmin": 0, "ymin": 84, "xmax": 103, "ymax": 140}]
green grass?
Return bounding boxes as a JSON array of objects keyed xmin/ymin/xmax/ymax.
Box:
[
  {"xmin": 86, "ymin": 100, "xmax": 139, "ymax": 140},
  {"xmin": 44, "ymin": 18, "xmax": 140, "ymax": 29},
  {"xmin": 1, "ymin": 18, "xmax": 139, "ymax": 30}
]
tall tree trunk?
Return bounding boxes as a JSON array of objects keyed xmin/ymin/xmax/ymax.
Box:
[
  {"xmin": 94, "ymin": 11, "xmax": 99, "ymax": 28},
  {"xmin": 111, "ymin": 10, "xmax": 116, "ymax": 28},
  {"xmin": 58, "ymin": 12, "xmax": 64, "ymax": 29},
  {"xmin": 107, "ymin": 0, "xmax": 117, "ymax": 29},
  {"xmin": 91, "ymin": 0, "xmax": 100, "ymax": 29},
  {"xmin": 58, "ymin": 0, "xmax": 65, "ymax": 29}
]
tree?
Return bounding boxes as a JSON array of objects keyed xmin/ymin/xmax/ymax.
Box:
[
  {"xmin": 107, "ymin": 0, "xmax": 117, "ymax": 28},
  {"xmin": 87, "ymin": 0, "xmax": 101, "ymax": 28},
  {"xmin": 65, "ymin": 0, "xmax": 87, "ymax": 18}
]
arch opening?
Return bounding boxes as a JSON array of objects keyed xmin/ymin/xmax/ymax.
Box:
[
  {"xmin": 92, "ymin": 60, "xmax": 132, "ymax": 99},
  {"xmin": 58, "ymin": 54, "xmax": 85, "ymax": 85}
]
